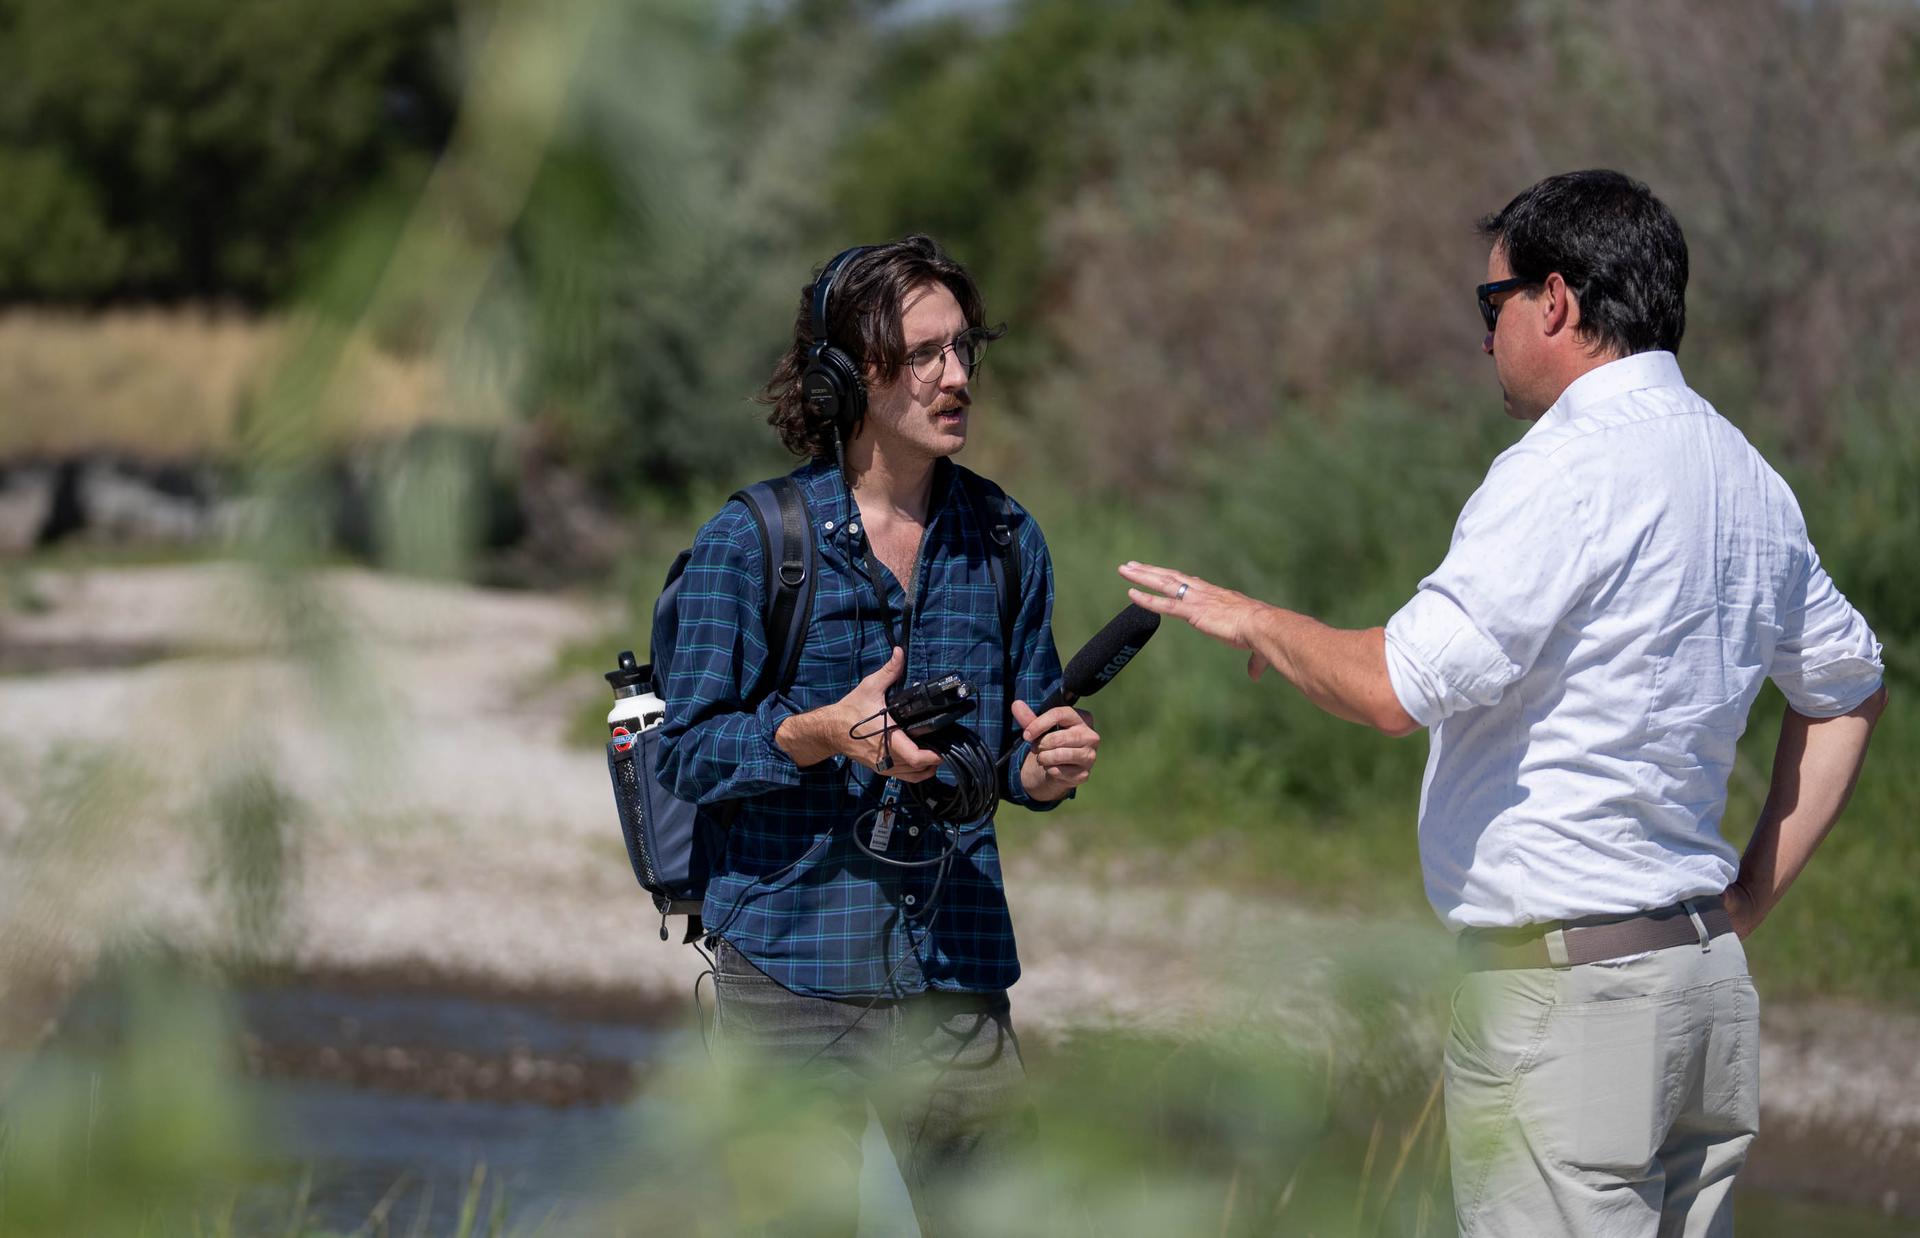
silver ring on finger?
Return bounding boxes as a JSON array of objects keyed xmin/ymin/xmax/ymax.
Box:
[{"xmin": 1175, "ymin": 582, "xmax": 1190, "ymax": 600}]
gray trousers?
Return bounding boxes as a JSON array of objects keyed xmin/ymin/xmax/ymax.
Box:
[
  {"xmin": 1445, "ymin": 933, "xmax": 1761, "ymax": 1237},
  {"xmin": 710, "ymin": 938, "xmax": 1033, "ymax": 1237}
]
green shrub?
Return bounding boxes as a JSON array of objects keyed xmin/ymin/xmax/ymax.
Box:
[{"xmin": 0, "ymin": 0, "xmax": 455, "ymax": 301}]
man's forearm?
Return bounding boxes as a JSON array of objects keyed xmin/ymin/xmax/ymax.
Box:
[
  {"xmin": 1731, "ymin": 686, "xmax": 1888, "ymax": 931},
  {"xmin": 1249, "ymin": 610, "xmax": 1419, "ymax": 736}
]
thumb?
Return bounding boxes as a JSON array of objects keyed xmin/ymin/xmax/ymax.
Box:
[
  {"xmin": 1010, "ymin": 699, "xmax": 1038, "ymax": 731},
  {"xmin": 864, "ymin": 646, "xmax": 907, "ymax": 688},
  {"xmin": 1247, "ymin": 651, "xmax": 1269, "ymax": 682}
]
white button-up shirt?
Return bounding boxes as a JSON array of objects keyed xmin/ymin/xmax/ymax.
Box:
[{"xmin": 1384, "ymin": 351, "xmax": 1884, "ymax": 931}]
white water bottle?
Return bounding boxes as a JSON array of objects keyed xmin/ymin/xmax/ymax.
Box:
[{"xmin": 606, "ymin": 650, "xmax": 665, "ymax": 743}]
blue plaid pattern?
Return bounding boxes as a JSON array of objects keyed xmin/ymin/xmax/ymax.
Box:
[{"xmin": 655, "ymin": 457, "xmax": 1067, "ymax": 998}]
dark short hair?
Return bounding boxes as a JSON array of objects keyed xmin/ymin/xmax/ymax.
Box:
[
  {"xmin": 759, "ymin": 235, "xmax": 1006, "ymax": 459},
  {"xmin": 1479, "ymin": 170, "xmax": 1689, "ymax": 357}
]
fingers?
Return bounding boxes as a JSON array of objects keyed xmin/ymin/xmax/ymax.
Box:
[
  {"xmin": 1020, "ymin": 705, "xmax": 1091, "ymax": 743},
  {"xmin": 1029, "ymin": 707, "xmax": 1099, "ymax": 781},
  {"xmin": 1119, "ymin": 563, "xmax": 1211, "ymax": 618},
  {"xmin": 881, "ymin": 728, "xmax": 942, "ymax": 782},
  {"xmin": 1117, "ymin": 561, "xmax": 1194, "ymax": 595},
  {"xmin": 1125, "ymin": 586, "xmax": 1178, "ymax": 615},
  {"xmin": 1032, "ymin": 757, "xmax": 1093, "ymax": 787}
]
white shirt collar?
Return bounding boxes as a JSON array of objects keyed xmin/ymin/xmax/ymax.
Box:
[{"xmin": 1536, "ymin": 350, "xmax": 1687, "ymax": 429}]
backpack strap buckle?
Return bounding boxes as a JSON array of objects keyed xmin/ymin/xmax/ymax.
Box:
[{"xmin": 730, "ymin": 477, "xmax": 817, "ymax": 698}]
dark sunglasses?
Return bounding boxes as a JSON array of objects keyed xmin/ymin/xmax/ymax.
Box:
[{"xmin": 1476, "ymin": 277, "xmax": 1537, "ymax": 334}]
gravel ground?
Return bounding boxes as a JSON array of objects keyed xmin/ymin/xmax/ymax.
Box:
[{"xmin": 2, "ymin": 562, "xmax": 1915, "ymax": 1200}]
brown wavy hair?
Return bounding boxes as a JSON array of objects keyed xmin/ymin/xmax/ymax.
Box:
[{"xmin": 759, "ymin": 235, "xmax": 1006, "ymax": 459}]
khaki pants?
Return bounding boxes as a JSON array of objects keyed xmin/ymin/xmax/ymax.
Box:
[{"xmin": 1445, "ymin": 934, "xmax": 1760, "ymax": 1237}]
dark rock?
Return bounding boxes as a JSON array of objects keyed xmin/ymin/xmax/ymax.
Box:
[
  {"xmin": 38, "ymin": 459, "xmax": 86, "ymax": 546},
  {"xmin": 78, "ymin": 458, "xmax": 208, "ymax": 544}
]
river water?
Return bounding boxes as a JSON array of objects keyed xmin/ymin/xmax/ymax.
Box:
[{"xmin": 32, "ymin": 973, "xmax": 1917, "ymax": 1236}]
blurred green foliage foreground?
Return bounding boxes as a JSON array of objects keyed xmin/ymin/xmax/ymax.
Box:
[{"xmin": 1, "ymin": 953, "xmax": 1907, "ymax": 1236}]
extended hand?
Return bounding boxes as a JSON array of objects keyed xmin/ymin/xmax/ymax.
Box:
[
  {"xmin": 1011, "ymin": 699, "xmax": 1100, "ymax": 800},
  {"xmin": 1119, "ymin": 561, "xmax": 1276, "ymax": 679}
]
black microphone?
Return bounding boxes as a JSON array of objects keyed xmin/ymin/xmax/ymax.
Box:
[{"xmin": 1034, "ymin": 603, "xmax": 1162, "ymax": 716}]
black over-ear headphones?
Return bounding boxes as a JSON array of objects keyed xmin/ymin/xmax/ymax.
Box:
[{"xmin": 799, "ymin": 245, "xmax": 872, "ymax": 437}]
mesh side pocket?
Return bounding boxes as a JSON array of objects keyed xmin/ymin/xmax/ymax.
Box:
[
  {"xmin": 607, "ymin": 735, "xmax": 664, "ymax": 907},
  {"xmin": 607, "ymin": 729, "xmax": 708, "ymax": 916}
]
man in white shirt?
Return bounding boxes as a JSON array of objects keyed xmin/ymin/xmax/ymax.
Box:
[{"xmin": 1118, "ymin": 169, "xmax": 1888, "ymax": 1237}]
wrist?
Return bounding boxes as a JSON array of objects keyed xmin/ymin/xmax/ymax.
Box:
[
  {"xmin": 1244, "ymin": 602, "xmax": 1283, "ymax": 662},
  {"xmin": 776, "ymin": 704, "xmax": 845, "ymax": 768}
]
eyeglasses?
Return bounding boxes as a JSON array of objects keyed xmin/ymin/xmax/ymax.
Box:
[
  {"xmin": 904, "ymin": 329, "xmax": 987, "ymax": 383},
  {"xmin": 1476, "ymin": 277, "xmax": 1537, "ymax": 334}
]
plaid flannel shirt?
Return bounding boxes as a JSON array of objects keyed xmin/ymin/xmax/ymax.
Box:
[{"xmin": 654, "ymin": 457, "xmax": 1068, "ymax": 997}]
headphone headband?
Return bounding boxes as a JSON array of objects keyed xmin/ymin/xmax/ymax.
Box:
[
  {"xmin": 800, "ymin": 244, "xmax": 875, "ymax": 446},
  {"xmin": 810, "ymin": 245, "xmax": 871, "ymax": 352}
]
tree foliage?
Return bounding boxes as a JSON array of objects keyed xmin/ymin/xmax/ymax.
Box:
[{"xmin": 0, "ymin": 0, "xmax": 457, "ymax": 302}]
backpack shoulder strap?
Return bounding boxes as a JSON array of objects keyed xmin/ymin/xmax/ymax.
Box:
[
  {"xmin": 728, "ymin": 476, "xmax": 815, "ymax": 698},
  {"xmin": 956, "ymin": 467, "xmax": 1022, "ymax": 657}
]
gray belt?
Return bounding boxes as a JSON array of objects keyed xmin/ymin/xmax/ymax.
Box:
[{"xmin": 1457, "ymin": 896, "xmax": 1733, "ymax": 971}]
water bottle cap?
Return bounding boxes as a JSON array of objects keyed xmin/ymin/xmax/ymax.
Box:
[{"xmin": 605, "ymin": 653, "xmax": 653, "ymax": 693}]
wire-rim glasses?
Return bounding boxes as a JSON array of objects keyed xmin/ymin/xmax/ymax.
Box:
[{"xmin": 905, "ymin": 329, "xmax": 988, "ymax": 383}]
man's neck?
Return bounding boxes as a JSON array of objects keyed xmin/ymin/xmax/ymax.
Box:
[
  {"xmin": 843, "ymin": 433, "xmax": 939, "ymax": 525},
  {"xmin": 1534, "ymin": 346, "xmax": 1627, "ymax": 419}
]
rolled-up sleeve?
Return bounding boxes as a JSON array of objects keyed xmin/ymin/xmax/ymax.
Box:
[
  {"xmin": 1384, "ymin": 449, "xmax": 1595, "ymax": 728},
  {"xmin": 1770, "ymin": 545, "xmax": 1884, "ymax": 716},
  {"xmin": 655, "ymin": 505, "xmax": 811, "ymax": 804},
  {"xmin": 1001, "ymin": 509, "xmax": 1070, "ymax": 811}
]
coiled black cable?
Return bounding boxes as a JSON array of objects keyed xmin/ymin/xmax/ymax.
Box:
[{"xmin": 848, "ymin": 704, "xmax": 1001, "ymax": 870}]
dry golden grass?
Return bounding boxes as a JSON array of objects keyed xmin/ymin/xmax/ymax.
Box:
[{"xmin": 0, "ymin": 308, "xmax": 497, "ymax": 461}]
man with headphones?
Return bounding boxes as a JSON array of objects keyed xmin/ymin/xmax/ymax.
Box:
[{"xmin": 655, "ymin": 235, "xmax": 1101, "ymax": 1233}]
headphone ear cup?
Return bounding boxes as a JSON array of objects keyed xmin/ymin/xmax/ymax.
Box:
[
  {"xmin": 801, "ymin": 348, "xmax": 843, "ymax": 428},
  {"xmin": 802, "ymin": 344, "xmax": 865, "ymax": 435},
  {"xmin": 821, "ymin": 346, "xmax": 866, "ymax": 427}
]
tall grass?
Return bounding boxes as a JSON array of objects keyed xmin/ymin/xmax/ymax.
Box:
[{"xmin": 0, "ymin": 310, "xmax": 473, "ymax": 461}]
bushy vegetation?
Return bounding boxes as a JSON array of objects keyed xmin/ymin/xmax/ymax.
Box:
[
  {"xmin": 514, "ymin": 0, "xmax": 1920, "ymax": 1000},
  {"xmin": 0, "ymin": 0, "xmax": 456, "ymax": 302}
]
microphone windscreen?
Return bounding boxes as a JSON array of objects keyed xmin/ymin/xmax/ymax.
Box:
[{"xmin": 1059, "ymin": 604, "xmax": 1161, "ymax": 700}]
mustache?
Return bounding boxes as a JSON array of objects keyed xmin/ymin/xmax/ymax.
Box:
[{"xmin": 934, "ymin": 390, "xmax": 971, "ymax": 414}]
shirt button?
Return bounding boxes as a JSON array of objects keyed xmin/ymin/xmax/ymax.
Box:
[
  {"xmin": 848, "ymin": 521, "xmax": 861, "ymax": 536},
  {"xmin": 904, "ymin": 894, "xmax": 917, "ymax": 907},
  {"xmin": 908, "ymin": 825, "xmax": 920, "ymax": 836}
]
